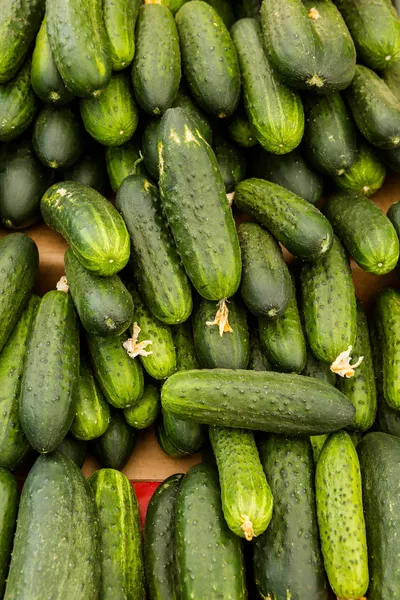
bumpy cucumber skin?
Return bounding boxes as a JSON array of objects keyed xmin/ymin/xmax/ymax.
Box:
[
  {"xmin": 58, "ymin": 435, "xmax": 87, "ymax": 467},
  {"xmin": 300, "ymin": 236, "xmax": 357, "ymax": 363},
  {"xmin": 161, "ymin": 369, "xmax": 356, "ymax": 434},
  {"xmin": 374, "ymin": 288, "xmax": 400, "ymax": 410},
  {"xmin": 231, "ymin": 18, "xmax": 304, "ymax": 155},
  {"xmin": 254, "ymin": 435, "xmax": 328, "ymax": 600},
  {"xmin": 116, "ymin": 175, "xmax": 192, "ymax": 325},
  {"xmin": 176, "ymin": 1, "xmax": 240, "ymax": 118},
  {"xmin": 172, "ymin": 321, "xmax": 200, "ymax": 372},
  {"xmin": 92, "ymin": 410, "xmax": 137, "ymax": 470},
  {"xmin": 213, "ymin": 133, "xmax": 246, "ymax": 193},
  {"xmin": 89, "ymin": 469, "xmax": 145, "ymax": 600},
  {"xmin": 0, "ymin": 60, "xmax": 37, "ymax": 142},
  {"xmin": 0, "ymin": 469, "xmax": 19, "ymax": 598},
  {"xmin": 124, "ymin": 383, "xmax": 160, "ymax": 429},
  {"xmin": 103, "ymin": 0, "xmax": 140, "ymax": 71},
  {"xmin": 248, "ymin": 326, "xmax": 271, "ymax": 371},
  {"xmin": 80, "ymin": 72, "xmax": 138, "ymax": 147},
  {"xmin": 144, "ymin": 473, "xmax": 183, "ymax": 600},
  {"xmin": 132, "ymin": 5, "xmax": 181, "ymax": 116},
  {"xmin": 106, "ymin": 140, "xmax": 146, "ymax": 192},
  {"xmin": 235, "ymin": 178, "xmax": 333, "ymax": 261},
  {"xmin": 228, "ymin": 108, "xmax": 258, "ymax": 147},
  {"xmin": 158, "ymin": 107, "xmax": 241, "ymax": 301},
  {"xmin": 175, "ymin": 464, "xmax": 247, "ymax": 599},
  {"xmin": 333, "ymin": 143, "xmax": 386, "ymax": 197},
  {"xmin": 33, "ymin": 106, "xmax": 84, "ymax": 169},
  {"xmin": 173, "ymin": 86, "xmax": 213, "ymax": 145},
  {"xmin": 41, "ymin": 181, "xmax": 130, "ymax": 276},
  {"xmin": 316, "ymin": 431, "xmax": 369, "ymax": 599}
]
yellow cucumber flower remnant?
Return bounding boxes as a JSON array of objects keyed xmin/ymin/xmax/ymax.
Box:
[
  {"xmin": 330, "ymin": 345, "xmax": 363, "ymax": 378},
  {"xmin": 123, "ymin": 322, "xmax": 153, "ymax": 358},
  {"xmin": 206, "ymin": 299, "xmax": 233, "ymax": 337}
]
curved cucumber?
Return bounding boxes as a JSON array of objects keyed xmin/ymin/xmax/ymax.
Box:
[
  {"xmin": 92, "ymin": 410, "xmax": 137, "ymax": 470},
  {"xmin": 333, "ymin": 143, "xmax": 386, "ymax": 197},
  {"xmin": 0, "ymin": 60, "xmax": 37, "ymax": 142},
  {"xmin": 33, "ymin": 106, "xmax": 84, "ymax": 169},
  {"xmin": 374, "ymin": 288, "xmax": 400, "ymax": 410},
  {"xmin": 103, "ymin": 0, "xmax": 140, "ymax": 71},
  {"xmin": 124, "ymin": 383, "xmax": 160, "ymax": 429},
  {"xmin": 248, "ymin": 326, "xmax": 271, "ymax": 371},
  {"xmin": 213, "ymin": 133, "xmax": 246, "ymax": 193},
  {"xmin": 106, "ymin": 140, "xmax": 145, "ymax": 192},
  {"xmin": 0, "ymin": 470, "xmax": 19, "ymax": 598},
  {"xmin": 58, "ymin": 435, "xmax": 87, "ymax": 467}
]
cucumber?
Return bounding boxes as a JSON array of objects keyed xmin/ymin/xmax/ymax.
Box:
[
  {"xmin": 116, "ymin": 175, "xmax": 192, "ymax": 324},
  {"xmin": 64, "ymin": 144, "xmax": 109, "ymax": 194},
  {"xmin": 80, "ymin": 72, "xmax": 138, "ymax": 147},
  {"xmin": 0, "ymin": 60, "xmax": 37, "ymax": 142},
  {"xmin": 142, "ymin": 119, "xmax": 161, "ymax": 180},
  {"xmin": 358, "ymin": 432, "xmax": 400, "ymax": 600},
  {"xmin": 46, "ymin": 0, "xmax": 112, "ymax": 98},
  {"xmin": 41, "ymin": 181, "xmax": 130, "ymax": 276},
  {"xmin": 231, "ymin": 18, "xmax": 304, "ymax": 154},
  {"xmin": 303, "ymin": 350, "xmax": 336, "ymax": 386},
  {"xmin": 248, "ymin": 326, "xmax": 271, "ymax": 371},
  {"xmin": 260, "ymin": 0, "xmax": 356, "ymax": 92},
  {"xmin": 300, "ymin": 236, "xmax": 357, "ymax": 364},
  {"xmin": 89, "ymin": 468, "xmax": 145, "ymax": 599},
  {"xmin": 388, "ymin": 199, "xmax": 400, "ymax": 240},
  {"xmin": 173, "ymin": 86, "xmax": 213, "ymax": 146},
  {"xmin": 227, "ymin": 106, "xmax": 258, "ymax": 147},
  {"xmin": 162, "ymin": 410, "xmax": 206, "ymax": 454},
  {"xmin": 20, "ymin": 291, "xmax": 79, "ymax": 453},
  {"xmin": 156, "ymin": 420, "xmax": 188, "ymax": 457},
  {"xmin": 175, "ymin": 1, "xmax": 240, "ymax": 118},
  {"xmin": 209, "ymin": 426, "xmax": 273, "ymax": 540},
  {"xmin": 172, "ymin": 321, "xmax": 200, "ymax": 372},
  {"xmin": 192, "ymin": 296, "xmax": 250, "ymax": 369},
  {"xmin": 132, "ymin": 4, "xmax": 181, "ymax": 116},
  {"xmin": 383, "ymin": 59, "xmax": 400, "ymax": 101},
  {"xmin": 302, "ymin": 92, "xmax": 357, "ymax": 176},
  {"xmin": 374, "ymin": 288, "xmax": 400, "ymax": 410},
  {"xmin": 0, "ymin": 296, "xmax": 39, "ymax": 470},
  {"xmin": 31, "ymin": 17, "xmax": 74, "ymax": 105},
  {"xmin": 310, "ymin": 434, "xmax": 328, "ymax": 463},
  {"xmin": 333, "ymin": 143, "xmax": 386, "ymax": 196},
  {"xmin": 234, "ymin": 178, "xmax": 333, "ymax": 260},
  {"xmin": 380, "ymin": 145, "xmax": 400, "ymax": 172},
  {"xmin": 33, "ymin": 106, "xmax": 84, "ymax": 169},
  {"xmin": 238, "ymin": 221, "xmax": 292, "ymax": 318},
  {"xmin": 86, "ymin": 331, "xmax": 144, "ymax": 408},
  {"xmin": 323, "ymin": 192, "xmax": 399, "ymax": 275},
  {"xmin": 254, "ymin": 435, "xmax": 328, "ymax": 600},
  {"xmin": 0, "ymin": 233, "xmax": 38, "ymax": 353},
  {"xmin": 235, "ymin": 0, "xmax": 261, "ymax": 18},
  {"xmin": 103, "ymin": 0, "xmax": 140, "ymax": 71},
  {"xmin": 4, "ymin": 452, "xmax": 100, "ymax": 600},
  {"xmin": 345, "ymin": 65, "xmax": 400, "ymax": 150},
  {"xmin": 175, "ymin": 464, "xmax": 247, "ymax": 599},
  {"xmin": 144, "ymin": 473, "xmax": 184, "ymax": 600},
  {"xmin": 106, "ymin": 140, "xmax": 145, "ymax": 192},
  {"xmin": 213, "ymin": 133, "xmax": 246, "ymax": 193},
  {"xmin": 124, "ymin": 382, "xmax": 160, "ymax": 429},
  {"xmin": 0, "ymin": 470, "xmax": 19, "ymax": 599},
  {"xmin": 92, "ymin": 410, "xmax": 137, "ymax": 470},
  {"xmin": 315, "ymin": 431, "xmax": 369, "ymax": 599},
  {"xmin": 204, "ymin": 0, "xmax": 235, "ymax": 28},
  {"xmin": 158, "ymin": 107, "xmax": 241, "ymax": 301},
  {"xmin": 70, "ymin": 356, "xmax": 110, "ymax": 441},
  {"xmin": 58, "ymin": 435, "xmax": 87, "ymax": 467},
  {"xmin": 64, "ymin": 247, "xmax": 134, "ymax": 336},
  {"xmin": 161, "ymin": 369, "xmax": 356, "ymax": 434}
]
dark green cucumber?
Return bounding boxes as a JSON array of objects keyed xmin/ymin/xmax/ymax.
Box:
[
  {"xmin": 4, "ymin": 452, "xmax": 100, "ymax": 600},
  {"xmin": 227, "ymin": 106, "xmax": 258, "ymax": 147},
  {"xmin": 374, "ymin": 288, "xmax": 400, "ymax": 410},
  {"xmin": 158, "ymin": 107, "xmax": 241, "ymax": 301},
  {"xmin": 315, "ymin": 431, "xmax": 369, "ymax": 599},
  {"xmin": 323, "ymin": 192, "xmax": 399, "ymax": 275},
  {"xmin": 141, "ymin": 119, "xmax": 161, "ymax": 180},
  {"xmin": 302, "ymin": 92, "xmax": 357, "ymax": 177},
  {"xmin": 41, "ymin": 181, "xmax": 130, "ymax": 276},
  {"xmin": 333, "ymin": 143, "xmax": 386, "ymax": 196},
  {"xmin": 345, "ymin": 65, "xmax": 400, "ymax": 150},
  {"xmin": 0, "ymin": 60, "xmax": 37, "ymax": 142},
  {"xmin": 238, "ymin": 221, "xmax": 291, "ymax": 318},
  {"xmin": 173, "ymin": 87, "xmax": 213, "ymax": 146},
  {"xmin": 0, "ymin": 470, "xmax": 19, "ymax": 599},
  {"xmin": 300, "ymin": 236, "xmax": 357, "ymax": 363},
  {"xmin": 64, "ymin": 247, "xmax": 134, "ymax": 336},
  {"xmin": 172, "ymin": 321, "xmax": 200, "ymax": 372},
  {"xmin": 383, "ymin": 59, "xmax": 400, "ymax": 101},
  {"xmin": 31, "ymin": 17, "xmax": 74, "ymax": 105},
  {"xmin": 204, "ymin": 0, "xmax": 235, "ymax": 28},
  {"xmin": 254, "ymin": 435, "xmax": 328, "ymax": 600},
  {"xmin": 0, "ymin": 296, "xmax": 39, "ymax": 470},
  {"xmin": 303, "ymin": 350, "xmax": 336, "ymax": 386},
  {"xmin": 162, "ymin": 410, "xmax": 206, "ymax": 454},
  {"xmin": 175, "ymin": 1, "xmax": 240, "ymax": 118},
  {"xmin": 379, "ymin": 145, "xmax": 400, "ymax": 172},
  {"xmin": 80, "ymin": 72, "xmax": 138, "ymax": 146},
  {"xmin": 58, "ymin": 435, "xmax": 87, "ymax": 467},
  {"xmin": 213, "ymin": 133, "xmax": 246, "ymax": 193},
  {"xmin": 116, "ymin": 175, "xmax": 192, "ymax": 324},
  {"xmin": 231, "ymin": 18, "xmax": 304, "ymax": 154},
  {"xmin": 144, "ymin": 473, "xmax": 184, "ymax": 600},
  {"xmin": 20, "ymin": 290, "xmax": 79, "ymax": 453},
  {"xmin": 0, "ymin": 233, "xmax": 38, "ymax": 353},
  {"xmin": 388, "ymin": 199, "xmax": 400, "ymax": 240},
  {"xmin": 92, "ymin": 410, "xmax": 137, "ymax": 470},
  {"xmin": 175, "ymin": 464, "xmax": 247, "ymax": 599},
  {"xmin": 235, "ymin": 178, "xmax": 333, "ymax": 260},
  {"xmin": 33, "ymin": 106, "xmax": 84, "ymax": 169},
  {"xmin": 64, "ymin": 144, "xmax": 109, "ymax": 194},
  {"xmin": 156, "ymin": 420, "xmax": 189, "ymax": 457},
  {"xmin": 86, "ymin": 331, "xmax": 144, "ymax": 408},
  {"xmin": 124, "ymin": 382, "xmax": 160, "ymax": 429},
  {"xmin": 161, "ymin": 369, "xmax": 356, "ymax": 434},
  {"xmin": 248, "ymin": 326, "xmax": 271, "ymax": 371},
  {"xmin": 46, "ymin": 0, "xmax": 112, "ymax": 98},
  {"xmin": 132, "ymin": 4, "xmax": 181, "ymax": 116},
  {"xmin": 106, "ymin": 140, "xmax": 145, "ymax": 192},
  {"xmin": 89, "ymin": 468, "xmax": 145, "ymax": 599},
  {"xmin": 103, "ymin": 0, "xmax": 140, "ymax": 71}
]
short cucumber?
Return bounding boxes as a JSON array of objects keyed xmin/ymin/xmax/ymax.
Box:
[
  {"xmin": 156, "ymin": 420, "xmax": 189, "ymax": 458},
  {"xmin": 64, "ymin": 143, "xmax": 109, "ymax": 194},
  {"xmin": 106, "ymin": 140, "xmax": 145, "ymax": 192},
  {"xmin": 172, "ymin": 321, "xmax": 200, "ymax": 372},
  {"xmin": 58, "ymin": 435, "xmax": 87, "ymax": 467},
  {"xmin": 141, "ymin": 119, "xmax": 161, "ymax": 180},
  {"xmin": 162, "ymin": 410, "xmax": 206, "ymax": 454},
  {"xmin": 374, "ymin": 287, "xmax": 400, "ymax": 410},
  {"xmin": 33, "ymin": 106, "xmax": 84, "ymax": 169},
  {"xmin": 0, "ymin": 60, "xmax": 37, "ymax": 142},
  {"xmin": 0, "ymin": 470, "xmax": 19, "ymax": 599},
  {"xmin": 92, "ymin": 410, "xmax": 137, "ymax": 470},
  {"xmin": 333, "ymin": 143, "xmax": 386, "ymax": 197},
  {"xmin": 248, "ymin": 326, "xmax": 271, "ymax": 371},
  {"xmin": 213, "ymin": 133, "xmax": 246, "ymax": 193},
  {"xmin": 124, "ymin": 382, "xmax": 160, "ymax": 429},
  {"xmin": 227, "ymin": 106, "xmax": 258, "ymax": 147},
  {"xmin": 103, "ymin": 0, "xmax": 140, "ymax": 71},
  {"xmin": 172, "ymin": 86, "xmax": 213, "ymax": 145}
]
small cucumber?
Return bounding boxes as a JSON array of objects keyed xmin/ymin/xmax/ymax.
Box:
[
  {"xmin": 64, "ymin": 144, "xmax": 109, "ymax": 194},
  {"xmin": 374, "ymin": 287, "xmax": 400, "ymax": 410},
  {"xmin": 105, "ymin": 140, "xmax": 145, "ymax": 192},
  {"xmin": 92, "ymin": 410, "xmax": 137, "ymax": 470},
  {"xmin": 33, "ymin": 106, "xmax": 84, "ymax": 169},
  {"xmin": 227, "ymin": 106, "xmax": 258, "ymax": 148},
  {"xmin": 156, "ymin": 420, "xmax": 188, "ymax": 458},
  {"xmin": 213, "ymin": 133, "xmax": 246, "ymax": 193},
  {"xmin": 173, "ymin": 86, "xmax": 213, "ymax": 145},
  {"xmin": 333, "ymin": 143, "xmax": 386, "ymax": 197},
  {"xmin": 141, "ymin": 119, "xmax": 161, "ymax": 180},
  {"xmin": 0, "ymin": 60, "xmax": 37, "ymax": 142},
  {"xmin": 162, "ymin": 411, "xmax": 205, "ymax": 454},
  {"xmin": 58, "ymin": 435, "xmax": 87, "ymax": 467},
  {"xmin": 103, "ymin": 0, "xmax": 140, "ymax": 71},
  {"xmin": 124, "ymin": 382, "xmax": 160, "ymax": 429},
  {"xmin": 248, "ymin": 326, "xmax": 271, "ymax": 371},
  {"xmin": 172, "ymin": 321, "xmax": 200, "ymax": 372},
  {"xmin": 0, "ymin": 470, "xmax": 19, "ymax": 598}
]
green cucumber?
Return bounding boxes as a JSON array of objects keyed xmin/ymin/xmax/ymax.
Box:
[
  {"xmin": 388, "ymin": 199, "xmax": 400, "ymax": 240},
  {"xmin": 176, "ymin": 1, "xmax": 240, "ymax": 118},
  {"xmin": 106, "ymin": 140, "xmax": 145, "ymax": 192},
  {"xmin": 0, "ymin": 60, "xmax": 37, "ymax": 142},
  {"xmin": 333, "ymin": 143, "xmax": 386, "ymax": 196},
  {"xmin": 209, "ymin": 426, "xmax": 273, "ymax": 540},
  {"xmin": 41, "ymin": 181, "xmax": 130, "ymax": 276},
  {"xmin": 173, "ymin": 86, "xmax": 213, "ymax": 146},
  {"xmin": 64, "ymin": 247, "xmax": 134, "ymax": 336},
  {"xmin": 132, "ymin": 4, "xmax": 181, "ymax": 116},
  {"xmin": 227, "ymin": 106, "xmax": 258, "ymax": 147},
  {"xmin": 162, "ymin": 410, "xmax": 206, "ymax": 454},
  {"xmin": 235, "ymin": 178, "xmax": 333, "ymax": 260},
  {"xmin": 156, "ymin": 420, "xmax": 188, "ymax": 457},
  {"xmin": 213, "ymin": 133, "xmax": 246, "ymax": 193},
  {"xmin": 161, "ymin": 369, "xmax": 356, "ymax": 434},
  {"xmin": 204, "ymin": 0, "xmax": 235, "ymax": 28},
  {"xmin": 235, "ymin": 0, "xmax": 261, "ymax": 18},
  {"xmin": 254, "ymin": 435, "xmax": 328, "ymax": 600},
  {"xmin": 64, "ymin": 143, "xmax": 109, "ymax": 194},
  {"xmin": 92, "ymin": 410, "xmax": 137, "ymax": 470},
  {"xmin": 383, "ymin": 59, "xmax": 400, "ymax": 101},
  {"xmin": 315, "ymin": 431, "xmax": 369, "ymax": 599},
  {"xmin": 248, "ymin": 326, "xmax": 271, "ymax": 371},
  {"xmin": 175, "ymin": 464, "xmax": 247, "ymax": 599},
  {"xmin": 303, "ymin": 350, "xmax": 336, "ymax": 386},
  {"xmin": 158, "ymin": 107, "xmax": 241, "ymax": 301},
  {"xmin": 89, "ymin": 468, "xmax": 145, "ymax": 599},
  {"xmin": 323, "ymin": 192, "xmax": 399, "ymax": 275},
  {"xmin": 33, "ymin": 106, "xmax": 84, "ymax": 169},
  {"xmin": 58, "ymin": 435, "xmax": 87, "ymax": 467},
  {"xmin": 116, "ymin": 175, "xmax": 192, "ymax": 324},
  {"xmin": 238, "ymin": 221, "xmax": 292, "ymax": 318},
  {"xmin": 144, "ymin": 473, "xmax": 184, "ymax": 600},
  {"xmin": 0, "ymin": 470, "xmax": 19, "ymax": 599},
  {"xmin": 310, "ymin": 434, "xmax": 328, "ymax": 463},
  {"xmin": 103, "ymin": 0, "xmax": 140, "ymax": 71},
  {"xmin": 142, "ymin": 119, "xmax": 161, "ymax": 180},
  {"xmin": 172, "ymin": 321, "xmax": 200, "ymax": 372},
  {"xmin": 231, "ymin": 17, "xmax": 304, "ymax": 154},
  {"xmin": 124, "ymin": 382, "xmax": 160, "ymax": 429},
  {"xmin": 379, "ymin": 145, "xmax": 400, "ymax": 172},
  {"xmin": 300, "ymin": 236, "xmax": 357, "ymax": 363},
  {"xmin": 46, "ymin": 0, "xmax": 112, "ymax": 97},
  {"xmin": 4, "ymin": 452, "xmax": 100, "ymax": 600},
  {"xmin": 374, "ymin": 288, "xmax": 400, "ymax": 410}
]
